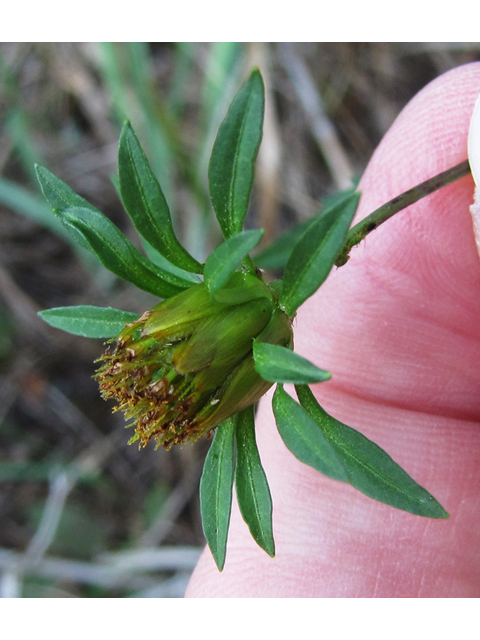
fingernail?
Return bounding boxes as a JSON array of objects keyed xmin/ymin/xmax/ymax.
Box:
[{"xmin": 468, "ymin": 92, "xmax": 480, "ymax": 257}]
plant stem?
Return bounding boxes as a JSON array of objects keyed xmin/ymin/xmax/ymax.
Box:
[{"xmin": 335, "ymin": 160, "xmax": 471, "ymax": 266}]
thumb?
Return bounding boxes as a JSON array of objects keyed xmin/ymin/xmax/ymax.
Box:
[{"xmin": 186, "ymin": 62, "xmax": 480, "ymax": 597}]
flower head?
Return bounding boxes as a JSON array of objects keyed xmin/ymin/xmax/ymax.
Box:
[{"xmin": 94, "ymin": 272, "xmax": 292, "ymax": 449}]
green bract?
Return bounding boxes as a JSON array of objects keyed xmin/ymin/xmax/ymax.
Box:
[
  {"xmin": 36, "ymin": 67, "xmax": 448, "ymax": 572},
  {"xmin": 95, "ymin": 274, "xmax": 292, "ymax": 450},
  {"xmin": 118, "ymin": 121, "xmax": 203, "ymax": 274}
]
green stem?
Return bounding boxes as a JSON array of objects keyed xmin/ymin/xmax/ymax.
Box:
[{"xmin": 335, "ymin": 160, "xmax": 471, "ymax": 267}]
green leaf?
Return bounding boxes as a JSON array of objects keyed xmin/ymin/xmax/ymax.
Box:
[
  {"xmin": 35, "ymin": 164, "xmax": 95, "ymax": 212},
  {"xmin": 272, "ymin": 385, "xmax": 348, "ymax": 481},
  {"xmin": 253, "ymin": 218, "xmax": 312, "ymax": 271},
  {"xmin": 235, "ymin": 405, "xmax": 275, "ymax": 556},
  {"xmin": 204, "ymin": 229, "xmax": 264, "ymax": 294},
  {"xmin": 295, "ymin": 384, "xmax": 449, "ymax": 519},
  {"xmin": 142, "ymin": 239, "xmax": 202, "ymax": 284},
  {"xmin": 61, "ymin": 206, "xmax": 193, "ymax": 298},
  {"xmin": 279, "ymin": 191, "xmax": 361, "ymax": 316},
  {"xmin": 38, "ymin": 306, "xmax": 138, "ymax": 338},
  {"xmin": 36, "ymin": 165, "xmax": 196, "ymax": 297},
  {"xmin": 199, "ymin": 417, "xmax": 236, "ymax": 571},
  {"xmin": 35, "ymin": 164, "xmax": 101, "ymax": 252},
  {"xmin": 253, "ymin": 185, "xmax": 359, "ymax": 271},
  {"xmin": 208, "ymin": 69, "xmax": 265, "ymax": 239},
  {"xmin": 253, "ymin": 343, "xmax": 331, "ymax": 384},
  {"xmin": 118, "ymin": 121, "xmax": 203, "ymax": 274}
]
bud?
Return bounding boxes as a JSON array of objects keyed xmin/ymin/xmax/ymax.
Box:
[{"xmin": 95, "ymin": 272, "xmax": 293, "ymax": 449}]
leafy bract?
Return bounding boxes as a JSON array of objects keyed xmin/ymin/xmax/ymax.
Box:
[
  {"xmin": 35, "ymin": 164, "xmax": 101, "ymax": 252},
  {"xmin": 254, "ymin": 185, "xmax": 359, "ymax": 271},
  {"xmin": 294, "ymin": 384, "xmax": 448, "ymax": 518},
  {"xmin": 273, "ymin": 385, "xmax": 348, "ymax": 481},
  {"xmin": 118, "ymin": 121, "xmax": 203, "ymax": 274},
  {"xmin": 204, "ymin": 229, "xmax": 264, "ymax": 294},
  {"xmin": 208, "ymin": 69, "xmax": 264, "ymax": 239},
  {"xmin": 62, "ymin": 206, "xmax": 193, "ymax": 298},
  {"xmin": 235, "ymin": 405, "xmax": 275, "ymax": 556},
  {"xmin": 253, "ymin": 343, "xmax": 331, "ymax": 384},
  {"xmin": 38, "ymin": 306, "xmax": 138, "ymax": 338},
  {"xmin": 279, "ymin": 191, "xmax": 360, "ymax": 316},
  {"xmin": 199, "ymin": 417, "xmax": 236, "ymax": 571},
  {"xmin": 36, "ymin": 165, "xmax": 194, "ymax": 298}
]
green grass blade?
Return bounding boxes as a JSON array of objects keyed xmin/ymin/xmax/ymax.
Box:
[
  {"xmin": 235, "ymin": 405, "xmax": 275, "ymax": 557},
  {"xmin": 0, "ymin": 176, "xmax": 70, "ymax": 240},
  {"xmin": 5, "ymin": 109, "xmax": 41, "ymax": 184},
  {"xmin": 199, "ymin": 417, "xmax": 237, "ymax": 571},
  {"xmin": 125, "ymin": 42, "xmax": 175, "ymax": 206},
  {"xmin": 201, "ymin": 43, "xmax": 241, "ymax": 129}
]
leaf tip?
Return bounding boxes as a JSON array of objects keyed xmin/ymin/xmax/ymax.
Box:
[
  {"xmin": 431, "ymin": 503, "xmax": 449, "ymax": 520},
  {"xmin": 249, "ymin": 67, "xmax": 264, "ymax": 84},
  {"xmin": 212, "ymin": 554, "xmax": 226, "ymax": 572},
  {"xmin": 34, "ymin": 163, "xmax": 45, "ymax": 181}
]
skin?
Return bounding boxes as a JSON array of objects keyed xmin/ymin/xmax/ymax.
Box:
[{"xmin": 186, "ymin": 62, "xmax": 480, "ymax": 597}]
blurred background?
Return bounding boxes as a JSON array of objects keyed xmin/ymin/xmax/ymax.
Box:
[{"xmin": 1, "ymin": 42, "xmax": 479, "ymax": 598}]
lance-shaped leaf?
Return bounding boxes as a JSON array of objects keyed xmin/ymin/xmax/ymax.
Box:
[
  {"xmin": 199, "ymin": 417, "xmax": 237, "ymax": 571},
  {"xmin": 118, "ymin": 121, "xmax": 203, "ymax": 274},
  {"xmin": 273, "ymin": 384, "xmax": 349, "ymax": 481},
  {"xmin": 35, "ymin": 164, "xmax": 197, "ymax": 298},
  {"xmin": 295, "ymin": 384, "xmax": 449, "ymax": 519},
  {"xmin": 253, "ymin": 343, "xmax": 331, "ymax": 384},
  {"xmin": 35, "ymin": 164, "xmax": 96, "ymax": 213},
  {"xmin": 254, "ymin": 185, "xmax": 359, "ymax": 271},
  {"xmin": 142, "ymin": 239, "xmax": 202, "ymax": 285},
  {"xmin": 235, "ymin": 405, "xmax": 275, "ymax": 556},
  {"xmin": 35, "ymin": 164, "xmax": 100, "ymax": 252},
  {"xmin": 204, "ymin": 229, "xmax": 264, "ymax": 295},
  {"xmin": 62, "ymin": 206, "xmax": 194, "ymax": 298},
  {"xmin": 253, "ymin": 218, "xmax": 312, "ymax": 271},
  {"xmin": 208, "ymin": 69, "xmax": 265, "ymax": 239},
  {"xmin": 38, "ymin": 306, "xmax": 138, "ymax": 338},
  {"xmin": 279, "ymin": 191, "xmax": 361, "ymax": 316}
]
